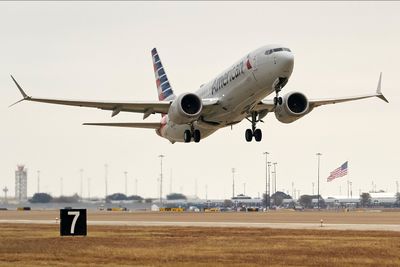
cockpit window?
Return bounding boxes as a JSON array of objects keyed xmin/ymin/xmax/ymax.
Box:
[{"xmin": 265, "ymin": 47, "xmax": 291, "ymax": 55}]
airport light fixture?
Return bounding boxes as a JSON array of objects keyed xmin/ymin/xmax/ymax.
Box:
[
  {"xmin": 273, "ymin": 162, "xmax": 277, "ymax": 205},
  {"xmin": 268, "ymin": 162, "xmax": 271, "ymax": 208},
  {"xmin": 124, "ymin": 171, "xmax": 128, "ymax": 196},
  {"xmin": 88, "ymin": 177, "xmax": 91, "ymax": 199},
  {"xmin": 316, "ymin": 153, "xmax": 322, "ymax": 209},
  {"xmin": 263, "ymin": 152, "xmax": 269, "ymax": 209},
  {"xmin": 104, "ymin": 164, "xmax": 108, "ymax": 202},
  {"xmin": 3, "ymin": 187, "xmax": 8, "ymax": 204},
  {"xmin": 159, "ymin": 154, "xmax": 165, "ymax": 205},
  {"xmin": 37, "ymin": 170, "xmax": 40, "ymax": 194},
  {"xmin": 135, "ymin": 178, "xmax": 138, "ymax": 196},
  {"xmin": 232, "ymin": 168, "xmax": 235, "ymax": 198},
  {"xmin": 60, "ymin": 177, "xmax": 63, "ymax": 197},
  {"xmin": 80, "ymin": 168, "xmax": 83, "ymax": 200}
]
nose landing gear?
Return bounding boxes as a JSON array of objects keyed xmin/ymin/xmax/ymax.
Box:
[
  {"xmin": 245, "ymin": 112, "xmax": 263, "ymax": 142},
  {"xmin": 273, "ymin": 77, "xmax": 288, "ymax": 106}
]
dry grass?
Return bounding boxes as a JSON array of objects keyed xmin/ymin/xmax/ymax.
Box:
[{"xmin": 1, "ymin": 224, "xmax": 400, "ymax": 266}]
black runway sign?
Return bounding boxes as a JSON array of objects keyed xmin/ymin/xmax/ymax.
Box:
[{"xmin": 60, "ymin": 209, "xmax": 87, "ymax": 236}]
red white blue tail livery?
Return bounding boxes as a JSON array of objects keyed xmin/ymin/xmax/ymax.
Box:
[{"xmin": 152, "ymin": 48, "xmax": 175, "ymax": 101}]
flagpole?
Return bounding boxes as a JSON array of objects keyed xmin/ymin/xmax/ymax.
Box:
[{"xmin": 316, "ymin": 153, "xmax": 322, "ymax": 210}]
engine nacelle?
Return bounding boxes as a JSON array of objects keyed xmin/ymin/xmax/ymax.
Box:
[
  {"xmin": 168, "ymin": 93, "xmax": 203, "ymax": 124},
  {"xmin": 275, "ymin": 92, "xmax": 311, "ymax": 123}
]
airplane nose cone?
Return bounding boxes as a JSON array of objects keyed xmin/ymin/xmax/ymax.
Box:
[{"xmin": 279, "ymin": 52, "xmax": 294, "ymax": 75}]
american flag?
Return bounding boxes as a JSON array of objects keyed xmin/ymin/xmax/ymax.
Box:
[{"xmin": 327, "ymin": 161, "xmax": 348, "ymax": 182}]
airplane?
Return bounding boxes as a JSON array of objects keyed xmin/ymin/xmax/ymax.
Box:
[{"xmin": 10, "ymin": 45, "xmax": 388, "ymax": 143}]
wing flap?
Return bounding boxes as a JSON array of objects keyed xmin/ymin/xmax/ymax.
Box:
[
  {"xmin": 26, "ymin": 97, "xmax": 171, "ymax": 114},
  {"xmin": 83, "ymin": 122, "xmax": 161, "ymax": 129}
]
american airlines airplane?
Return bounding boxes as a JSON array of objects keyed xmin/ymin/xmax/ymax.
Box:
[{"xmin": 11, "ymin": 45, "xmax": 388, "ymax": 143}]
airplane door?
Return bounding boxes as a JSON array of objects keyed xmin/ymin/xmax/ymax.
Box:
[{"xmin": 252, "ymin": 55, "xmax": 258, "ymax": 70}]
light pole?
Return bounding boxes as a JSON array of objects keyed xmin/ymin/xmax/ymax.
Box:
[
  {"xmin": 159, "ymin": 154, "xmax": 165, "ymax": 204},
  {"xmin": 124, "ymin": 171, "xmax": 128, "ymax": 196},
  {"xmin": 396, "ymin": 181, "xmax": 399, "ymax": 195},
  {"xmin": 88, "ymin": 177, "xmax": 91, "ymax": 199},
  {"xmin": 37, "ymin": 170, "xmax": 40, "ymax": 193},
  {"xmin": 135, "ymin": 178, "xmax": 138, "ymax": 196},
  {"xmin": 273, "ymin": 162, "xmax": 277, "ymax": 205},
  {"xmin": 60, "ymin": 177, "xmax": 63, "ymax": 197},
  {"xmin": 316, "ymin": 153, "xmax": 322, "ymax": 210},
  {"xmin": 292, "ymin": 182, "xmax": 294, "ymax": 198},
  {"xmin": 312, "ymin": 182, "xmax": 315, "ymax": 195},
  {"xmin": 104, "ymin": 164, "xmax": 108, "ymax": 202},
  {"xmin": 349, "ymin": 181, "xmax": 353, "ymax": 198},
  {"xmin": 195, "ymin": 178, "xmax": 198, "ymax": 197},
  {"xmin": 268, "ymin": 161, "xmax": 271, "ymax": 208},
  {"xmin": 232, "ymin": 168, "xmax": 235, "ymax": 198},
  {"xmin": 263, "ymin": 152, "xmax": 269, "ymax": 209},
  {"xmin": 243, "ymin": 182, "xmax": 246, "ymax": 195},
  {"xmin": 80, "ymin": 168, "xmax": 83, "ymax": 200},
  {"xmin": 3, "ymin": 187, "xmax": 8, "ymax": 204}
]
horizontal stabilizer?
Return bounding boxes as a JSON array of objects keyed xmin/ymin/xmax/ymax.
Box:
[{"xmin": 83, "ymin": 122, "xmax": 161, "ymax": 129}]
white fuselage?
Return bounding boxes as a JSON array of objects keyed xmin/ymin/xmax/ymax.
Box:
[{"xmin": 158, "ymin": 45, "xmax": 294, "ymax": 143}]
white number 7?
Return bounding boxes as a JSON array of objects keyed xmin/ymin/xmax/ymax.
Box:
[{"xmin": 68, "ymin": 211, "xmax": 80, "ymax": 234}]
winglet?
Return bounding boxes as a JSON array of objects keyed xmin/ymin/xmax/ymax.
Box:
[
  {"xmin": 9, "ymin": 75, "xmax": 31, "ymax": 107},
  {"xmin": 11, "ymin": 75, "xmax": 29, "ymax": 98},
  {"xmin": 376, "ymin": 72, "xmax": 389, "ymax": 103}
]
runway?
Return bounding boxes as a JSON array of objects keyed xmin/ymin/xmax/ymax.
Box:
[
  {"xmin": 1, "ymin": 218, "xmax": 400, "ymax": 232},
  {"xmin": 1, "ymin": 210, "xmax": 400, "ymax": 232}
]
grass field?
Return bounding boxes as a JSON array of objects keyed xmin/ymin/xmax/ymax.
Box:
[{"xmin": 1, "ymin": 223, "xmax": 400, "ymax": 266}]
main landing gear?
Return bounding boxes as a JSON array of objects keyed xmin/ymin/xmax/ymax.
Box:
[
  {"xmin": 184, "ymin": 128, "xmax": 201, "ymax": 143},
  {"xmin": 245, "ymin": 111, "xmax": 262, "ymax": 142}
]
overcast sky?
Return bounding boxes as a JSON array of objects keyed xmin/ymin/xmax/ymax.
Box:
[{"xmin": 1, "ymin": 2, "xmax": 399, "ymax": 200}]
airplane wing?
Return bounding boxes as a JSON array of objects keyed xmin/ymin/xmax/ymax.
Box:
[
  {"xmin": 309, "ymin": 73, "xmax": 388, "ymax": 108},
  {"xmin": 83, "ymin": 122, "xmax": 161, "ymax": 129},
  {"xmin": 254, "ymin": 73, "xmax": 388, "ymax": 113},
  {"xmin": 10, "ymin": 75, "xmax": 171, "ymax": 118},
  {"xmin": 10, "ymin": 76, "xmax": 220, "ymax": 119}
]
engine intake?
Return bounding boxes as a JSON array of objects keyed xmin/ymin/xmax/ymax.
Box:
[
  {"xmin": 275, "ymin": 92, "xmax": 311, "ymax": 123},
  {"xmin": 168, "ymin": 93, "xmax": 203, "ymax": 124}
]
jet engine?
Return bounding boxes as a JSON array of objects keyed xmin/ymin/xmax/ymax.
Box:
[
  {"xmin": 275, "ymin": 92, "xmax": 311, "ymax": 123},
  {"xmin": 168, "ymin": 93, "xmax": 203, "ymax": 124}
]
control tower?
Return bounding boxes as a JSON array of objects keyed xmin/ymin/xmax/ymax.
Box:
[{"xmin": 15, "ymin": 165, "xmax": 27, "ymax": 202}]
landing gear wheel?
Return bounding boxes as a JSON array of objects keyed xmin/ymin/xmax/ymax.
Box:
[
  {"xmin": 274, "ymin": 97, "xmax": 278, "ymax": 106},
  {"xmin": 193, "ymin": 129, "xmax": 201, "ymax": 143},
  {"xmin": 245, "ymin": 129, "xmax": 253, "ymax": 142},
  {"xmin": 254, "ymin": 128, "xmax": 262, "ymax": 142},
  {"xmin": 184, "ymin": 130, "xmax": 192, "ymax": 143},
  {"xmin": 278, "ymin": 97, "xmax": 283, "ymax": 105}
]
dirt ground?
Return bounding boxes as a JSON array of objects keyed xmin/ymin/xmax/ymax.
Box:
[
  {"xmin": 1, "ymin": 209, "xmax": 400, "ymax": 224},
  {"xmin": 1, "ymin": 223, "xmax": 400, "ymax": 266}
]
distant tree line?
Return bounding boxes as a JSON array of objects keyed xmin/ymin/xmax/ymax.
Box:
[
  {"xmin": 166, "ymin": 193, "xmax": 187, "ymax": 200},
  {"xmin": 29, "ymin": 193, "xmax": 80, "ymax": 203},
  {"xmin": 263, "ymin": 191, "xmax": 292, "ymax": 207},
  {"xmin": 29, "ymin": 192, "xmax": 145, "ymax": 203},
  {"xmin": 106, "ymin": 193, "xmax": 143, "ymax": 202}
]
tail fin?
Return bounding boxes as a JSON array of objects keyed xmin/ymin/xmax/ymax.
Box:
[{"xmin": 151, "ymin": 48, "xmax": 175, "ymax": 101}]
